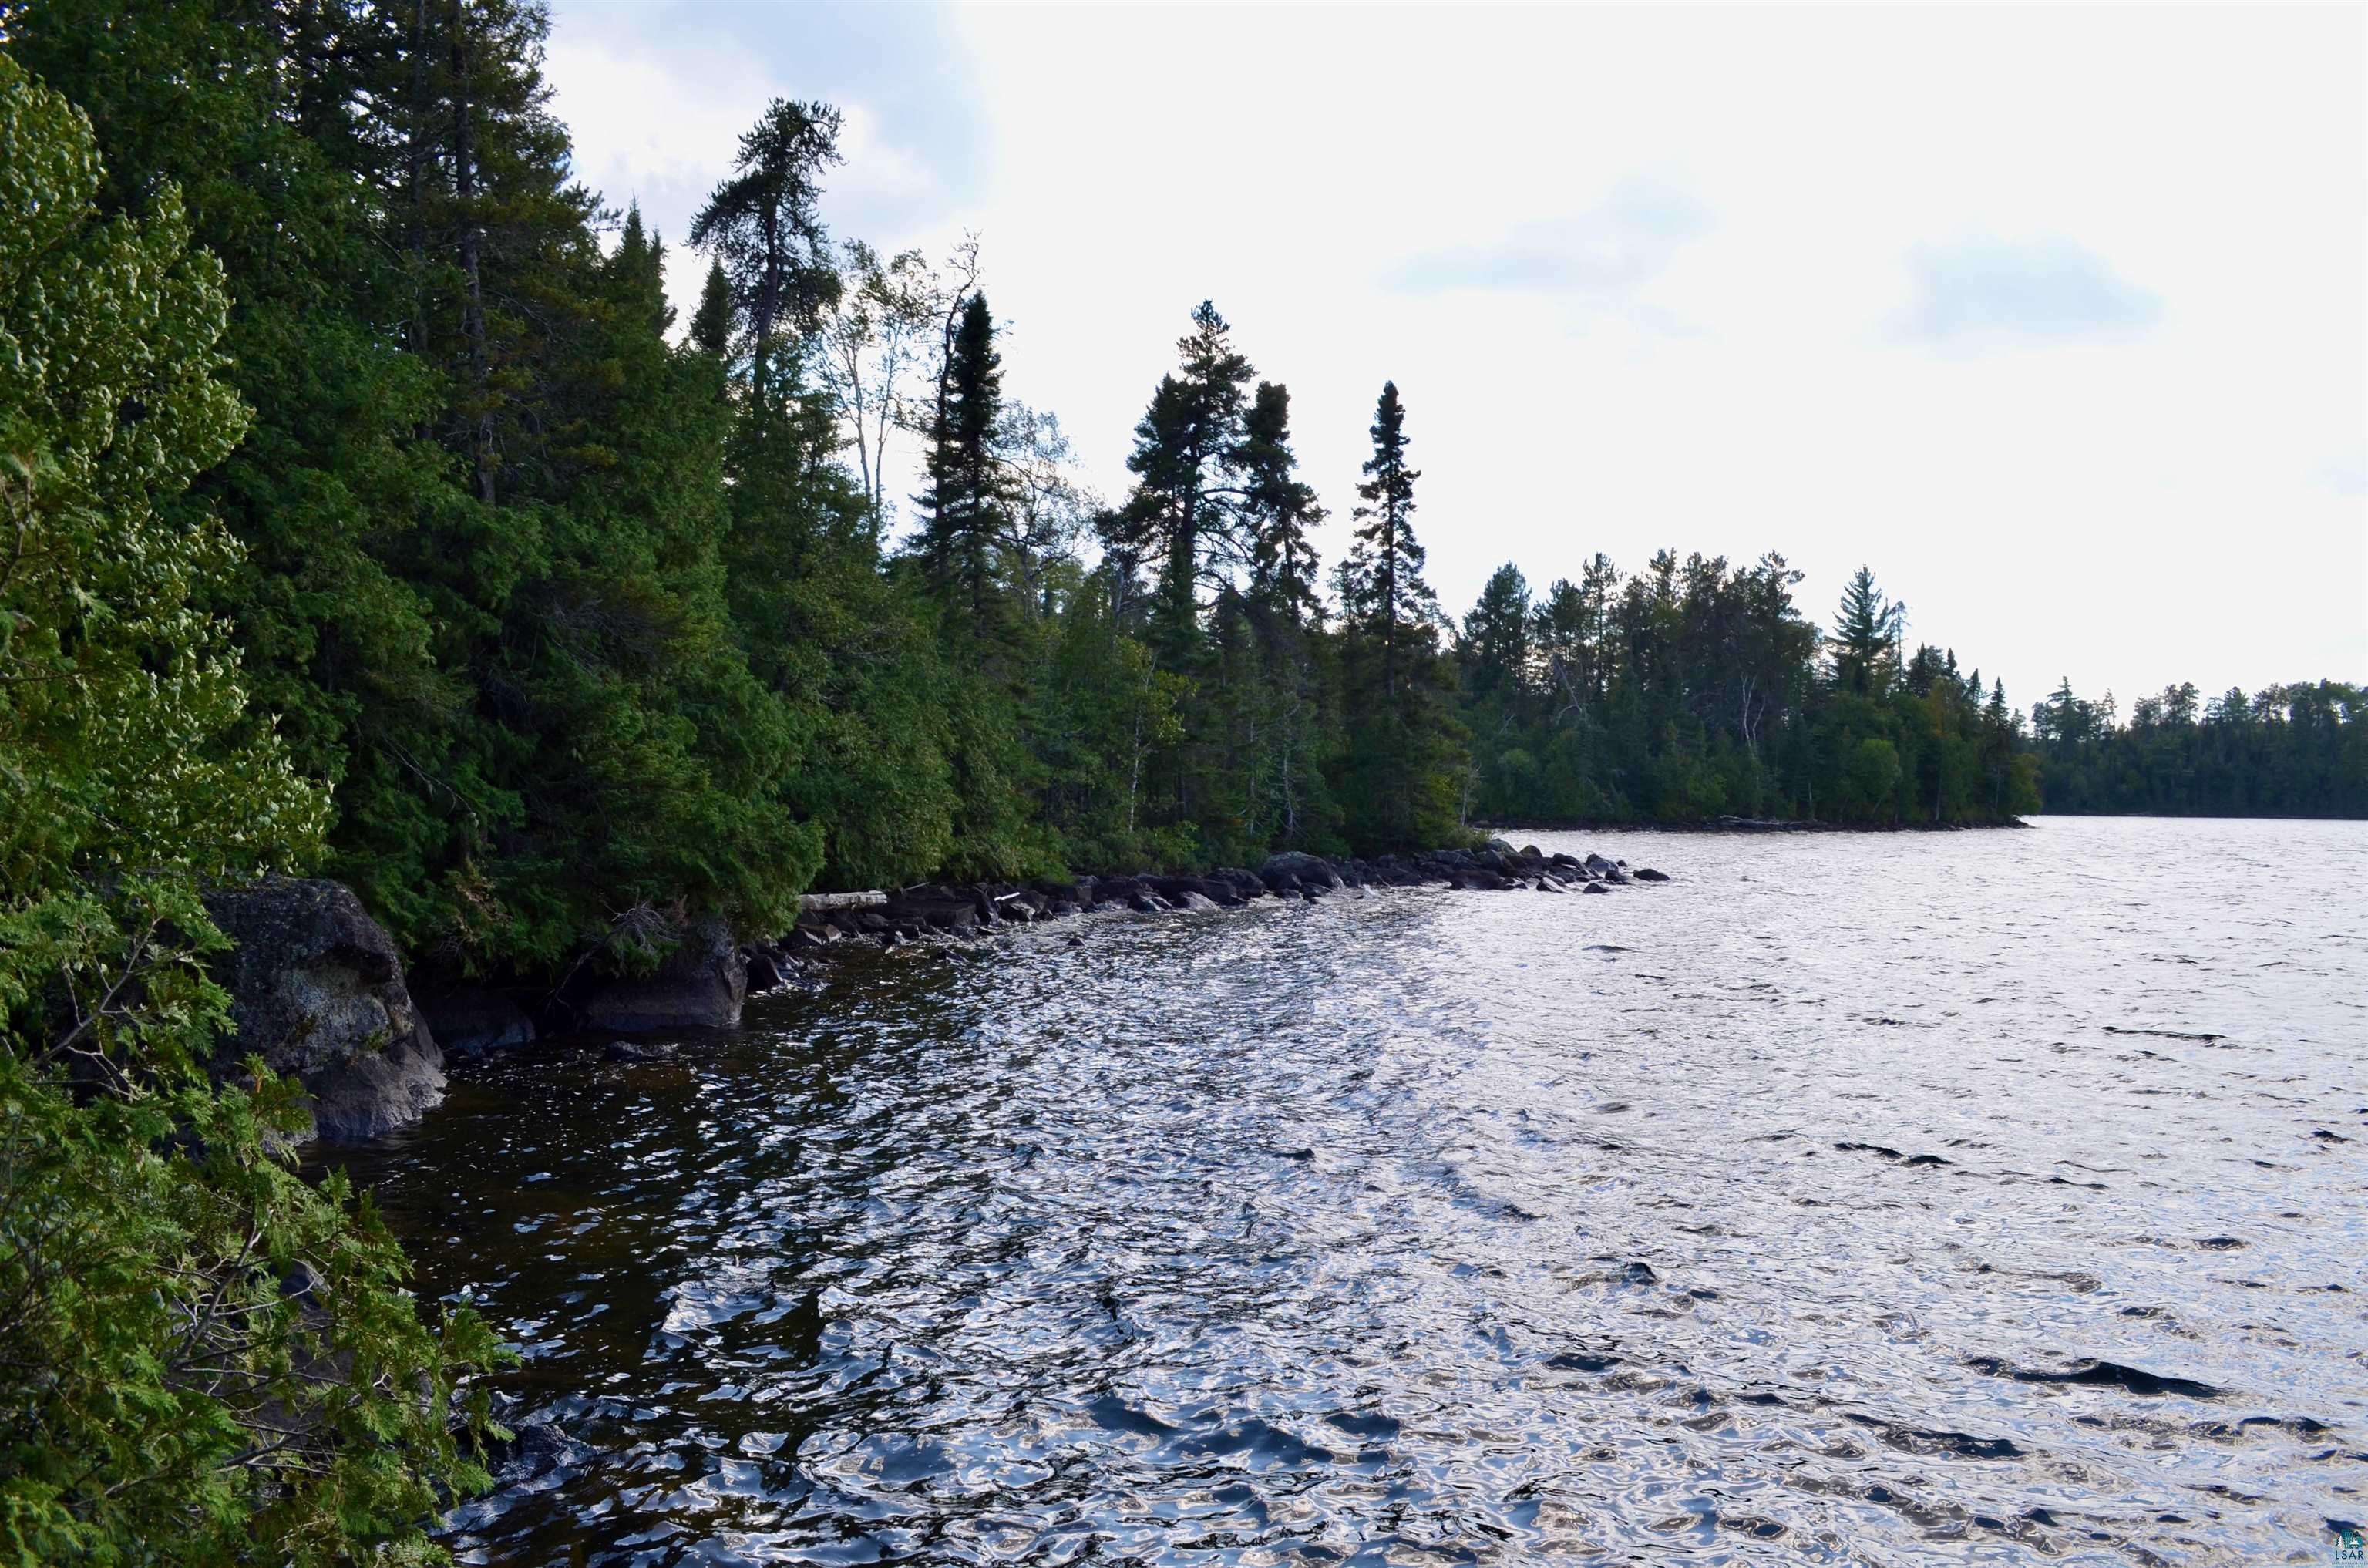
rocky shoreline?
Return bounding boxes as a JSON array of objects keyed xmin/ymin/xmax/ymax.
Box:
[
  {"xmin": 214, "ymin": 841, "xmax": 1670, "ymax": 1144},
  {"xmin": 742, "ymin": 839, "xmax": 1669, "ymax": 992}
]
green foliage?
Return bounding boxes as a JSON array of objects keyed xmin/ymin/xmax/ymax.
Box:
[
  {"xmin": 1023, "ymin": 567, "xmax": 1193, "ymax": 869},
  {"xmin": 1837, "ymin": 736, "xmax": 1903, "ymax": 821},
  {"xmin": 2032, "ymin": 678, "xmax": 2362, "ymax": 816},
  {"xmin": 0, "ymin": 53, "xmax": 502, "ymax": 1562},
  {"xmin": 6, "ymin": 8, "xmax": 2339, "ymax": 1559},
  {"xmin": 1334, "ymin": 382, "xmax": 1468, "ymax": 851},
  {"xmin": 915, "ymin": 291, "xmax": 1018, "ymax": 644},
  {"xmin": 1104, "ymin": 300, "xmax": 1256, "ymax": 663},
  {"xmin": 1239, "ymin": 382, "xmax": 1324, "ymax": 620},
  {"xmin": 689, "ymin": 97, "xmax": 844, "ymax": 409},
  {"xmin": 1448, "ymin": 553, "xmax": 2040, "ymax": 826}
]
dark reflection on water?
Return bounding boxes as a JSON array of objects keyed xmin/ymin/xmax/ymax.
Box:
[{"xmin": 338, "ymin": 817, "xmax": 2368, "ymax": 1565}]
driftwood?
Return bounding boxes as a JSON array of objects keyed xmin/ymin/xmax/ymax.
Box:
[{"xmin": 798, "ymin": 890, "xmax": 887, "ymax": 912}]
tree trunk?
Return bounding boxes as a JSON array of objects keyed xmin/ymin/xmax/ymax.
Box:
[
  {"xmin": 404, "ymin": 0, "xmax": 430, "ymax": 355},
  {"xmin": 798, "ymin": 890, "xmax": 886, "ymax": 912},
  {"xmin": 449, "ymin": 0, "xmax": 493, "ymax": 504},
  {"xmin": 752, "ymin": 193, "xmax": 782, "ymax": 409}
]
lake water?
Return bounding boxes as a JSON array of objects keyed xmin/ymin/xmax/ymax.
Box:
[{"xmin": 342, "ymin": 816, "xmax": 2368, "ymax": 1565}]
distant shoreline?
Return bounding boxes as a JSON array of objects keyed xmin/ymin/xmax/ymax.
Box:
[{"xmin": 1477, "ymin": 816, "xmax": 2033, "ymax": 835}]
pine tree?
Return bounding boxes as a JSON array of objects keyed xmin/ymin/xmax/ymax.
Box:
[
  {"xmin": 1334, "ymin": 382, "xmax": 1463, "ymax": 850},
  {"xmin": 1462, "ymin": 563, "xmax": 1535, "ymax": 706},
  {"xmin": 688, "ymin": 97, "xmax": 844, "ymax": 411},
  {"xmin": 1828, "ymin": 565, "xmax": 1905, "ymax": 696},
  {"xmin": 386, "ymin": 0, "xmax": 597, "ymax": 503},
  {"xmin": 8, "ymin": 0, "xmax": 502, "ymax": 952},
  {"xmin": 1237, "ymin": 381, "xmax": 1324, "ymax": 621},
  {"xmin": 690, "ymin": 256, "xmax": 735, "ymax": 359},
  {"xmin": 916, "ymin": 291, "xmax": 1016, "ymax": 644},
  {"xmin": 1342, "ymin": 380, "xmax": 1435, "ymax": 698},
  {"xmin": 1103, "ymin": 301, "xmax": 1255, "ymax": 663},
  {"xmin": 478, "ymin": 203, "xmax": 822, "ymax": 957}
]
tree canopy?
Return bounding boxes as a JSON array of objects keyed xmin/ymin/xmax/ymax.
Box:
[{"xmin": 1, "ymin": 6, "xmax": 2354, "ymax": 1554}]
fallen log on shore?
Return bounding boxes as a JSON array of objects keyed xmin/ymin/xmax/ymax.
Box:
[{"xmin": 797, "ymin": 890, "xmax": 888, "ymax": 911}]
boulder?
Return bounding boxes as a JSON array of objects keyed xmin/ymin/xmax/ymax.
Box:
[
  {"xmin": 1634, "ymin": 867, "xmax": 1670, "ymax": 882},
  {"xmin": 743, "ymin": 945, "xmax": 788, "ymax": 994},
  {"xmin": 202, "ymin": 877, "xmax": 444, "ymax": 1142},
  {"xmin": 1213, "ymin": 868, "xmax": 1270, "ymax": 901},
  {"xmin": 1150, "ymin": 873, "xmax": 1236, "ymax": 908},
  {"xmin": 577, "ymin": 914, "xmax": 745, "ymax": 1034},
  {"xmin": 877, "ymin": 896, "xmax": 980, "ymax": 937},
  {"xmin": 419, "ymin": 986, "xmax": 536, "ymax": 1056},
  {"xmin": 1260, "ymin": 850, "xmax": 1344, "ymax": 894}
]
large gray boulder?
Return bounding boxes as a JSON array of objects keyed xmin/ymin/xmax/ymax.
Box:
[
  {"xmin": 577, "ymin": 914, "xmax": 745, "ymax": 1034},
  {"xmin": 202, "ymin": 877, "xmax": 445, "ymax": 1142},
  {"xmin": 1258, "ymin": 851, "xmax": 1344, "ymax": 893}
]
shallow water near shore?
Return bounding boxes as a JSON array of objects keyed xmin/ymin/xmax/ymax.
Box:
[{"xmin": 341, "ymin": 816, "xmax": 2368, "ymax": 1566}]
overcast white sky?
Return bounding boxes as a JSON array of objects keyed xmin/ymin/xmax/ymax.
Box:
[{"xmin": 548, "ymin": 0, "xmax": 2366, "ymax": 713}]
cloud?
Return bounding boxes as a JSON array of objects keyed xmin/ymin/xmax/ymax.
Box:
[
  {"xmin": 1887, "ymin": 230, "xmax": 2162, "ymax": 353},
  {"xmin": 1383, "ymin": 175, "xmax": 1714, "ymax": 320},
  {"xmin": 544, "ymin": 0, "xmax": 992, "ymax": 324},
  {"xmin": 547, "ymin": 34, "xmax": 767, "ymax": 224},
  {"xmin": 2314, "ymin": 450, "xmax": 2368, "ymax": 497}
]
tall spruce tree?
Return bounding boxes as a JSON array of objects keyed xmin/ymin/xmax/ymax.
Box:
[
  {"xmin": 1238, "ymin": 381, "xmax": 1324, "ymax": 621},
  {"xmin": 690, "ymin": 256, "xmax": 735, "ymax": 359},
  {"xmin": 1342, "ymin": 380, "xmax": 1434, "ymax": 698},
  {"xmin": 1334, "ymin": 382, "xmax": 1464, "ymax": 850},
  {"xmin": 916, "ymin": 291, "xmax": 1017, "ymax": 644}
]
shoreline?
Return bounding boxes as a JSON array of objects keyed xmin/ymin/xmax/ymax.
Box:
[
  {"xmin": 425, "ymin": 840, "xmax": 1676, "ymax": 1062},
  {"xmin": 1475, "ymin": 816, "xmax": 2033, "ymax": 835},
  {"xmin": 739, "ymin": 839, "xmax": 1672, "ymax": 995}
]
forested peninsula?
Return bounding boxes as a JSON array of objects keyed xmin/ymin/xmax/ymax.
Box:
[{"xmin": 2, "ymin": 1, "xmax": 2362, "ymax": 1560}]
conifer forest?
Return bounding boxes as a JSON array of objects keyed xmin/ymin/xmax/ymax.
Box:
[{"xmin": 0, "ymin": 2, "xmax": 2360, "ymax": 1561}]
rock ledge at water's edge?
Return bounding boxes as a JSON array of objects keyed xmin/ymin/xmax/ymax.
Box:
[
  {"xmin": 735, "ymin": 840, "xmax": 1672, "ymax": 1007},
  {"xmin": 202, "ymin": 877, "xmax": 446, "ymax": 1143},
  {"xmin": 400, "ymin": 842, "xmax": 1671, "ymax": 1078}
]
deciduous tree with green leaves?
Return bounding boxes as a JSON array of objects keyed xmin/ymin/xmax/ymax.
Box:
[{"xmin": 0, "ymin": 56, "xmax": 504, "ymax": 1564}]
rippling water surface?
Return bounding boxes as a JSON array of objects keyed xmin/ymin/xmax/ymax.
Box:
[{"xmin": 341, "ymin": 817, "xmax": 2368, "ymax": 1565}]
